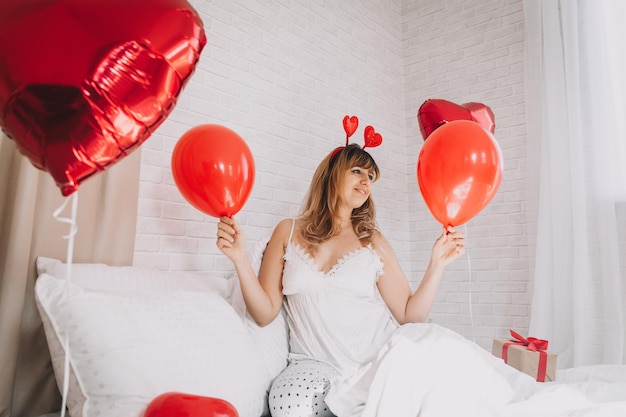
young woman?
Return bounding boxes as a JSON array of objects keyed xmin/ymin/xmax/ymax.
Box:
[{"xmin": 216, "ymin": 143, "xmax": 530, "ymax": 416}]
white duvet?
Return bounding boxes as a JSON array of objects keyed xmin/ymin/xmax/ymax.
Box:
[{"xmin": 324, "ymin": 324, "xmax": 626, "ymax": 417}]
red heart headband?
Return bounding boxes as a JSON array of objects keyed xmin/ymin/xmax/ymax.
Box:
[{"xmin": 331, "ymin": 115, "xmax": 383, "ymax": 159}]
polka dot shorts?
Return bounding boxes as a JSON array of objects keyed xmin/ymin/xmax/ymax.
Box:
[{"xmin": 269, "ymin": 359, "xmax": 339, "ymax": 417}]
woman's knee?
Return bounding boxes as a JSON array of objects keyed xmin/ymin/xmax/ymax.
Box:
[{"xmin": 268, "ymin": 359, "xmax": 339, "ymax": 417}]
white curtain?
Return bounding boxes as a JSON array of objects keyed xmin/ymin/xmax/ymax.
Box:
[{"xmin": 524, "ymin": 0, "xmax": 626, "ymax": 368}]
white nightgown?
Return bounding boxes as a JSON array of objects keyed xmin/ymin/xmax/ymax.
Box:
[
  {"xmin": 276, "ymin": 220, "xmax": 538, "ymax": 417},
  {"xmin": 281, "ymin": 237, "xmax": 397, "ymax": 377}
]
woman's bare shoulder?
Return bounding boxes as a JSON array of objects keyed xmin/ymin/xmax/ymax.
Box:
[
  {"xmin": 269, "ymin": 218, "xmax": 297, "ymax": 247},
  {"xmin": 371, "ymin": 229, "xmax": 389, "ymax": 245},
  {"xmin": 274, "ymin": 217, "xmax": 296, "ymax": 233},
  {"xmin": 371, "ymin": 229, "xmax": 396, "ymax": 259}
]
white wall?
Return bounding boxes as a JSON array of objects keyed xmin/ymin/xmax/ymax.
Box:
[
  {"xmin": 134, "ymin": 0, "xmax": 529, "ymax": 350},
  {"xmin": 402, "ymin": 0, "xmax": 529, "ymax": 348}
]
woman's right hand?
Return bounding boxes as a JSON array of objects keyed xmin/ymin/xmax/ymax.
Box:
[
  {"xmin": 430, "ymin": 225, "xmax": 465, "ymax": 269},
  {"xmin": 216, "ymin": 216, "xmax": 247, "ymax": 263}
]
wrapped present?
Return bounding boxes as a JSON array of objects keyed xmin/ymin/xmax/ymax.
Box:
[{"xmin": 492, "ymin": 329, "xmax": 557, "ymax": 382}]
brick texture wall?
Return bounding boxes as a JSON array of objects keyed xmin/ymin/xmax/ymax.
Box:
[
  {"xmin": 134, "ymin": 0, "xmax": 529, "ymax": 350},
  {"xmin": 402, "ymin": 0, "xmax": 528, "ymax": 348}
]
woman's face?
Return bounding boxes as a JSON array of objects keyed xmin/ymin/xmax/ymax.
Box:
[{"xmin": 339, "ymin": 166, "xmax": 374, "ymax": 209}]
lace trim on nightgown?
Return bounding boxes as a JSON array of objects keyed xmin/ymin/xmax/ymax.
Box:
[{"xmin": 286, "ymin": 241, "xmax": 384, "ymax": 280}]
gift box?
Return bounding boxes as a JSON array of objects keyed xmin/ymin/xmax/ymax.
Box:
[{"xmin": 492, "ymin": 329, "xmax": 557, "ymax": 382}]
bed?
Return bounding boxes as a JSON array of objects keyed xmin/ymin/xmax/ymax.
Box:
[
  {"xmin": 33, "ymin": 238, "xmax": 287, "ymax": 417},
  {"xmin": 33, "ymin": 249, "xmax": 626, "ymax": 417}
]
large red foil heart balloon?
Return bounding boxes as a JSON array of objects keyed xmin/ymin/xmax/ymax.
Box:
[
  {"xmin": 144, "ymin": 392, "xmax": 239, "ymax": 417},
  {"xmin": 0, "ymin": 0, "xmax": 206, "ymax": 196},
  {"xmin": 417, "ymin": 98, "xmax": 496, "ymax": 141},
  {"xmin": 462, "ymin": 101, "xmax": 496, "ymax": 134},
  {"xmin": 417, "ymin": 120, "xmax": 503, "ymax": 227},
  {"xmin": 172, "ymin": 124, "xmax": 256, "ymax": 218}
]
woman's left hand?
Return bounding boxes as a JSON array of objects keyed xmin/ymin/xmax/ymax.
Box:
[{"xmin": 431, "ymin": 225, "xmax": 466, "ymax": 268}]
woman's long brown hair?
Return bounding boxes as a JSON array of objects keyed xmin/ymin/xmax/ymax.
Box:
[{"xmin": 298, "ymin": 143, "xmax": 380, "ymax": 251}]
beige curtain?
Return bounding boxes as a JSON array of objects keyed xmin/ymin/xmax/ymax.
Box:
[{"xmin": 0, "ymin": 135, "xmax": 141, "ymax": 417}]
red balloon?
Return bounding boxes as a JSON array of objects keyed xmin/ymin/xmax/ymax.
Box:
[
  {"xmin": 417, "ymin": 99, "xmax": 496, "ymax": 140},
  {"xmin": 417, "ymin": 120, "xmax": 503, "ymax": 227},
  {"xmin": 172, "ymin": 124, "xmax": 255, "ymax": 218},
  {"xmin": 462, "ymin": 101, "xmax": 496, "ymax": 135},
  {"xmin": 0, "ymin": 0, "xmax": 206, "ymax": 196},
  {"xmin": 144, "ymin": 392, "xmax": 239, "ymax": 417}
]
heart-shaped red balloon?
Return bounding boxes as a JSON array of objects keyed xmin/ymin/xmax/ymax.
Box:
[
  {"xmin": 144, "ymin": 392, "xmax": 239, "ymax": 417},
  {"xmin": 417, "ymin": 99, "xmax": 495, "ymax": 141},
  {"xmin": 0, "ymin": 0, "xmax": 206, "ymax": 196},
  {"xmin": 462, "ymin": 101, "xmax": 496, "ymax": 134},
  {"xmin": 417, "ymin": 120, "xmax": 503, "ymax": 227}
]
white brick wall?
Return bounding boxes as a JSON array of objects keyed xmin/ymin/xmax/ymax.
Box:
[
  {"xmin": 403, "ymin": 0, "xmax": 528, "ymax": 349},
  {"xmin": 134, "ymin": 0, "xmax": 529, "ymax": 350}
]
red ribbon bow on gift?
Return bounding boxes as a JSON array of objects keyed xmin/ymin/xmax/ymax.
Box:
[{"xmin": 502, "ymin": 329, "xmax": 550, "ymax": 382}]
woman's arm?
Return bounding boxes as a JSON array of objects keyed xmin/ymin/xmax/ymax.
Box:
[
  {"xmin": 375, "ymin": 226, "xmax": 465, "ymax": 324},
  {"xmin": 217, "ymin": 216, "xmax": 291, "ymax": 326}
]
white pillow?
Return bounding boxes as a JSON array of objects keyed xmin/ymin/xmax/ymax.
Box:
[
  {"xmin": 36, "ymin": 256, "xmax": 235, "ymax": 298},
  {"xmin": 230, "ymin": 238, "xmax": 290, "ymax": 416},
  {"xmin": 35, "ymin": 272, "xmax": 268, "ymax": 417}
]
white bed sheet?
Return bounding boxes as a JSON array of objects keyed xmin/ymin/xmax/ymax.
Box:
[
  {"xmin": 557, "ymin": 364, "xmax": 626, "ymax": 384},
  {"xmin": 501, "ymin": 365, "xmax": 626, "ymax": 417},
  {"xmin": 324, "ymin": 324, "xmax": 626, "ymax": 417},
  {"xmin": 37, "ymin": 365, "xmax": 626, "ymax": 417}
]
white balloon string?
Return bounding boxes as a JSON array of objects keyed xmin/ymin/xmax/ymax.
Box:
[
  {"xmin": 52, "ymin": 192, "xmax": 79, "ymax": 417},
  {"xmin": 464, "ymin": 223, "xmax": 475, "ymax": 343}
]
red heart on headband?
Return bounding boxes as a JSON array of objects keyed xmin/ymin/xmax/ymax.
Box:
[
  {"xmin": 417, "ymin": 99, "xmax": 495, "ymax": 141},
  {"xmin": 0, "ymin": 0, "xmax": 206, "ymax": 196},
  {"xmin": 363, "ymin": 125, "xmax": 382, "ymax": 149},
  {"xmin": 343, "ymin": 115, "xmax": 359, "ymax": 138}
]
